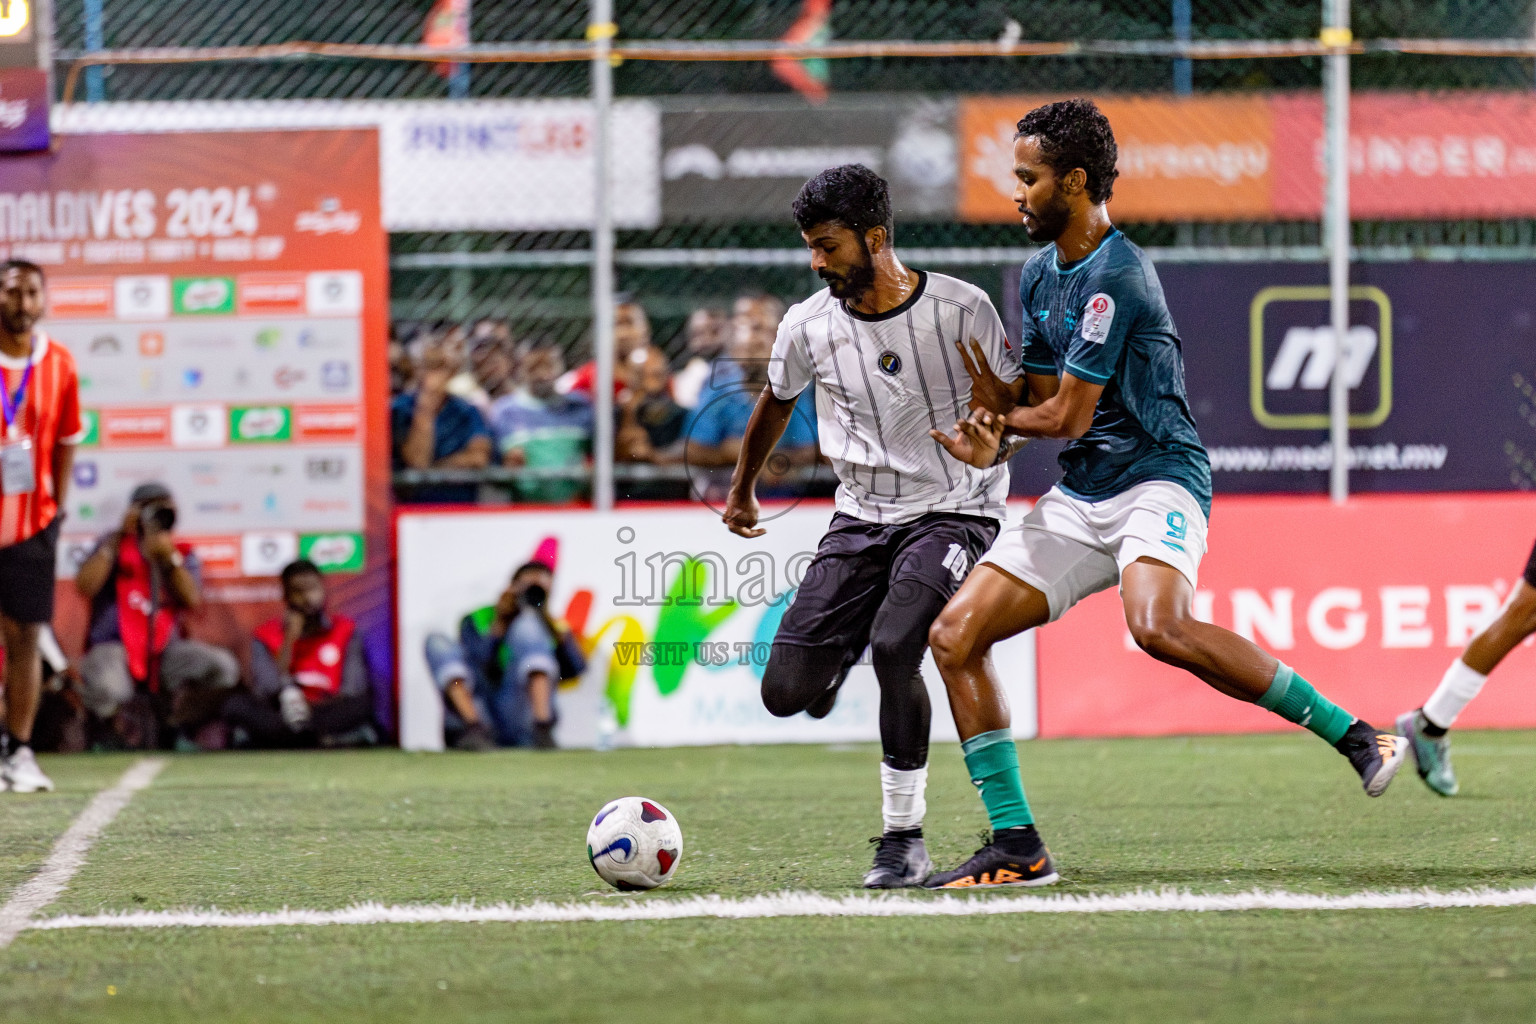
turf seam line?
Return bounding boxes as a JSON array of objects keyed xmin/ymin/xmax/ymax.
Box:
[
  {"xmin": 0, "ymin": 757, "xmax": 166, "ymax": 949},
  {"xmin": 26, "ymin": 884, "xmax": 1536, "ymax": 931}
]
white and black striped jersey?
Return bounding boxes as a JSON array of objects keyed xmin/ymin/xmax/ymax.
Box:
[{"xmin": 768, "ymin": 270, "xmax": 1020, "ymax": 525}]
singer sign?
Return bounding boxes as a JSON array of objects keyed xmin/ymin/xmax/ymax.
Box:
[{"xmin": 1034, "ymin": 493, "xmax": 1536, "ymax": 738}]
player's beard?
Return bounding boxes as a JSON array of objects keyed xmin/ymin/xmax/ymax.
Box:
[
  {"xmin": 0, "ymin": 305, "xmax": 36, "ymax": 335},
  {"xmin": 1023, "ymin": 186, "xmax": 1072, "ymax": 243},
  {"xmin": 818, "ymin": 239, "xmax": 877, "ymax": 304}
]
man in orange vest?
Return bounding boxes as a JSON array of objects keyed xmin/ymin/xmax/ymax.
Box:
[
  {"xmin": 0, "ymin": 260, "xmax": 84, "ymax": 793},
  {"xmin": 224, "ymin": 559, "xmax": 375, "ymax": 747}
]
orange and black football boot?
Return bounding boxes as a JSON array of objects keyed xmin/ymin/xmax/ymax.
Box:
[
  {"xmin": 1335, "ymin": 719, "xmax": 1408, "ymax": 797},
  {"xmin": 922, "ymin": 826, "xmax": 1059, "ymax": 889}
]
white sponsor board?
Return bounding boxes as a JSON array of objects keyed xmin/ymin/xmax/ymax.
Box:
[
  {"xmin": 55, "ymin": 101, "xmax": 662, "ymax": 231},
  {"xmin": 397, "ymin": 505, "xmax": 1038, "ymax": 751}
]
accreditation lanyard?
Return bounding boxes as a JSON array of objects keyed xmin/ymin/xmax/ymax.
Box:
[
  {"xmin": 1, "ymin": 362, "xmax": 33, "ymax": 436},
  {"xmin": 0, "ymin": 339, "xmax": 36, "ymax": 495}
]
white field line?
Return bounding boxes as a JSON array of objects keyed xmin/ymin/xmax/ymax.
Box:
[
  {"xmin": 28, "ymin": 883, "xmax": 1536, "ymax": 933},
  {"xmin": 0, "ymin": 758, "xmax": 166, "ymax": 948}
]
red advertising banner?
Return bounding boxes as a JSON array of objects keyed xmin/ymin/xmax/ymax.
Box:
[
  {"xmin": 1272, "ymin": 91, "xmax": 1536, "ymax": 220},
  {"xmin": 0, "ymin": 130, "xmax": 391, "ymax": 717},
  {"xmin": 1035, "ymin": 493, "xmax": 1536, "ymax": 738}
]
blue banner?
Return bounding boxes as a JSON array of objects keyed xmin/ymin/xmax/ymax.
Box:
[
  {"xmin": 1005, "ymin": 261, "xmax": 1536, "ymax": 496},
  {"xmin": 0, "ymin": 68, "xmax": 49, "ymax": 153}
]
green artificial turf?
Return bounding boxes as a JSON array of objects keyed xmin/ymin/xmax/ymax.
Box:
[{"xmin": 3, "ymin": 732, "xmax": 1536, "ymax": 1022}]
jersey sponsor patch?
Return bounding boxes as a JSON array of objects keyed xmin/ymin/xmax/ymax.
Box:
[{"xmin": 1080, "ymin": 293, "xmax": 1115, "ymax": 344}]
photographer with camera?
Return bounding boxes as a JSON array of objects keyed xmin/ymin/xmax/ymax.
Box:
[
  {"xmin": 74, "ymin": 482, "xmax": 239, "ymax": 747},
  {"xmin": 423, "ymin": 560, "xmax": 585, "ymax": 749}
]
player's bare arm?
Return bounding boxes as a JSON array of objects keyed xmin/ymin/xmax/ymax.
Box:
[
  {"xmin": 955, "ymin": 339, "xmax": 1101, "ymax": 440},
  {"xmin": 999, "ymin": 372, "xmax": 1101, "ymax": 438},
  {"xmin": 52, "ymin": 442, "xmax": 75, "ymax": 513},
  {"xmin": 722, "ymin": 385, "xmax": 797, "ymax": 538},
  {"xmin": 1023, "ymin": 370, "xmax": 1059, "ymax": 407}
]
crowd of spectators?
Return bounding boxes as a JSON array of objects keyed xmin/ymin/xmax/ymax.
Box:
[{"xmin": 389, "ymin": 294, "xmax": 825, "ymax": 505}]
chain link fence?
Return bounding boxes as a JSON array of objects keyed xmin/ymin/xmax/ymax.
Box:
[{"xmin": 50, "ymin": 0, "xmax": 1536, "ymax": 99}]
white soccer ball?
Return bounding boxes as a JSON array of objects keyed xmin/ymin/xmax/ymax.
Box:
[{"xmin": 586, "ymin": 796, "xmax": 684, "ymax": 891}]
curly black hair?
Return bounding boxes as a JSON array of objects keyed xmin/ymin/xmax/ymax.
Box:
[
  {"xmin": 280, "ymin": 559, "xmax": 322, "ymax": 586},
  {"xmin": 2, "ymin": 259, "xmax": 45, "ymax": 283},
  {"xmin": 1014, "ymin": 98, "xmax": 1120, "ymax": 206},
  {"xmin": 791, "ymin": 164, "xmax": 894, "ymax": 243}
]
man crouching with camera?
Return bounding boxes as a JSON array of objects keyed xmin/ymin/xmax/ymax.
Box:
[
  {"xmin": 424, "ymin": 560, "xmax": 585, "ymax": 749},
  {"xmin": 74, "ymin": 482, "xmax": 239, "ymax": 748}
]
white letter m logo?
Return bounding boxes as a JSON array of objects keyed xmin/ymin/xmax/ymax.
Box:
[{"xmin": 1266, "ymin": 325, "xmax": 1378, "ymax": 391}]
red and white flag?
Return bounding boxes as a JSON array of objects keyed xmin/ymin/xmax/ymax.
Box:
[
  {"xmin": 772, "ymin": 0, "xmax": 833, "ymax": 104},
  {"xmin": 423, "ymin": 0, "xmax": 470, "ymax": 79}
]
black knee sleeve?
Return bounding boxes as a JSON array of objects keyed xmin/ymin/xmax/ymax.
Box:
[
  {"xmin": 761, "ymin": 643, "xmax": 849, "ymax": 718},
  {"xmin": 869, "ymin": 581, "xmax": 950, "ymax": 771}
]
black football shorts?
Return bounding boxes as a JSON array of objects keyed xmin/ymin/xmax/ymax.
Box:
[{"xmin": 772, "ymin": 511, "xmax": 999, "ymax": 653}]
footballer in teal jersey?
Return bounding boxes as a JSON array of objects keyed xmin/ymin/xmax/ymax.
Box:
[
  {"xmin": 1014, "ymin": 225, "xmax": 1210, "ymax": 517},
  {"xmin": 921, "ymin": 99, "xmax": 1408, "ymax": 890}
]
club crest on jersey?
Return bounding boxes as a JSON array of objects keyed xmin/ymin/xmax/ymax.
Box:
[{"xmin": 877, "ymin": 351, "xmax": 902, "ymax": 375}]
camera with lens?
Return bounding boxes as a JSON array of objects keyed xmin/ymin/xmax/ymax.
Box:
[
  {"xmin": 138, "ymin": 499, "xmax": 177, "ymax": 536},
  {"xmin": 519, "ymin": 583, "xmax": 548, "ymax": 610}
]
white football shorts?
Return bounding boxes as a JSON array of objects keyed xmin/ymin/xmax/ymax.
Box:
[{"xmin": 979, "ymin": 480, "xmax": 1208, "ymax": 622}]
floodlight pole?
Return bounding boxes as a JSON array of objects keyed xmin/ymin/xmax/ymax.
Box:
[
  {"xmin": 590, "ymin": 0, "xmax": 616, "ymax": 512},
  {"xmin": 1323, "ymin": 0, "xmax": 1351, "ymax": 504}
]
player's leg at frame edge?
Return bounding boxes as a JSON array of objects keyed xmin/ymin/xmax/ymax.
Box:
[{"xmin": 1398, "ymin": 549, "xmax": 1536, "ymax": 797}]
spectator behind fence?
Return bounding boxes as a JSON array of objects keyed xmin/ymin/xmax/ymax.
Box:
[
  {"xmin": 223, "ymin": 560, "xmax": 376, "ymax": 748},
  {"xmin": 391, "ymin": 342, "xmax": 493, "ymax": 504},
  {"xmin": 424, "ymin": 560, "xmax": 586, "ymax": 750},
  {"xmin": 618, "ymin": 347, "xmax": 687, "ymax": 465},
  {"xmin": 470, "ymin": 317, "xmax": 514, "ymax": 352},
  {"xmin": 73, "ymin": 482, "xmax": 239, "ymax": 748},
  {"xmin": 491, "ymin": 343, "xmax": 594, "ymax": 504},
  {"xmin": 672, "ymin": 306, "xmax": 728, "ymax": 410},
  {"xmin": 559, "ymin": 298, "xmax": 651, "ymax": 401},
  {"xmin": 466, "ymin": 323, "xmax": 517, "ymax": 413},
  {"xmin": 437, "ymin": 323, "xmax": 481, "ymax": 406},
  {"xmin": 388, "ymin": 335, "xmax": 415, "ymax": 396},
  {"xmin": 691, "ymin": 293, "xmax": 786, "ymax": 408},
  {"xmin": 446, "ymin": 320, "xmax": 517, "ymax": 415},
  {"xmin": 685, "ymin": 295, "xmax": 817, "ymax": 499}
]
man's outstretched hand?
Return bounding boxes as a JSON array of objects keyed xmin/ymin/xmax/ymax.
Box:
[
  {"xmin": 723, "ymin": 486, "xmax": 766, "ymax": 538},
  {"xmin": 930, "ymin": 408, "xmax": 1005, "ymax": 469},
  {"xmin": 957, "ymin": 339, "xmax": 1016, "ymax": 417}
]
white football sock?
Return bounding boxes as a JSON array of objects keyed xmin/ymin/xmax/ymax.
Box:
[
  {"xmin": 1422, "ymin": 659, "xmax": 1488, "ymax": 730},
  {"xmin": 879, "ymin": 763, "xmax": 928, "ymax": 833}
]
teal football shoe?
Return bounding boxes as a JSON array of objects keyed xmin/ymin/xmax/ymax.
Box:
[{"xmin": 1396, "ymin": 710, "xmax": 1459, "ymax": 797}]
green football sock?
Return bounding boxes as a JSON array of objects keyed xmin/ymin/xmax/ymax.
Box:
[
  {"xmin": 1257, "ymin": 664, "xmax": 1355, "ymax": 746},
  {"xmin": 960, "ymin": 729, "xmax": 1035, "ymax": 830}
]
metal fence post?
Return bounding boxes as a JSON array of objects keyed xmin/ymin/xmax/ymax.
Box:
[
  {"xmin": 84, "ymin": 0, "xmax": 105, "ymax": 101},
  {"xmin": 590, "ymin": 0, "xmax": 616, "ymax": 512},
  {"xmin": 1323, "ymin": 0, "xmax": 1351, "ymax": 504},
  {"xmin": 1172, "ymin": 0, "xmax": 1192, "ymax": 95},
  {"xmin": 449, "ymin": 0, "xmax": 472, "ymax": 99}
]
